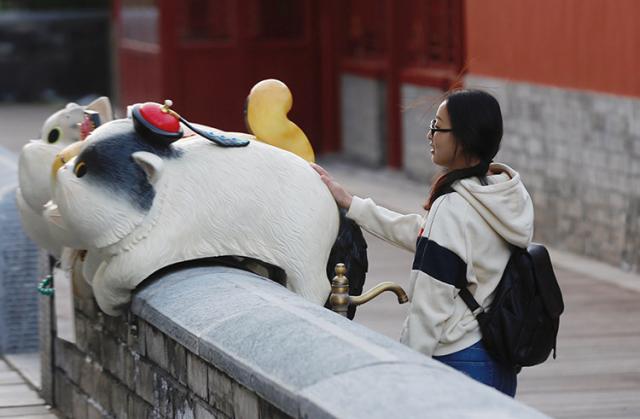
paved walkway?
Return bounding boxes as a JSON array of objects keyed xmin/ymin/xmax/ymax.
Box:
[
  {"xmin": 322, "ymin": 159, "xmax": 640, "ymax": 419},
  {"xmin": 0, "ymin": 357, "xmax": 57, "ymax": 418},
  {"xmin": 0, "ymin": 103, "xmax": 61, "ymax": 154}
]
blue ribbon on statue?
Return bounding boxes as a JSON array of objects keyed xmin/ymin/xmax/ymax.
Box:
[{"xmin": 190, "ymin": 123, "xmax": 250, "ymax": 147}]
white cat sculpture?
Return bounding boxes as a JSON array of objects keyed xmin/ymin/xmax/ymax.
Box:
[
  {"xmin": 17, "ymin": 97, "xmax": 112, "ymax": 257},
  {"xmin": 51, "ymin": 114, "xmax": 344, "ymax": 316}
]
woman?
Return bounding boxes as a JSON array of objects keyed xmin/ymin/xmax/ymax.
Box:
[{"xmin": 312, "ymin": 89, "xmax": 533, "ymax": 396}]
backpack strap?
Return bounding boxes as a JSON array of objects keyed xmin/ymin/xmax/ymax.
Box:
[
  {"xmin": 458, "ymin": 245, "xmax": 522, "ymax": 322},
  {"xmin": 458, "ymin": 287, "xmax": 486, "ymax": 321}
]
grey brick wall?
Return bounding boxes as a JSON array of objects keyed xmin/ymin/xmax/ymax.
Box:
[
  {"xmin": 340, "ymin": 74, "xmax": 387, "ymax": 166},
  {"xmin": 401, "ymin": 84, "xmax": 445, "ymax": 182},
  {"xmin": 337, "ymin": 73, "xmax": 637, "ymax": 272},
  {"xmin": 466, "ymin": 75, "xmax": 640, "ymax": 273},
  {"xmin": 53, "ymin": 291, "xmax": 290, "ymax": 419},
  {"xmin": 0, "ymin": 147, "xmax": 40, "ymax": 353}
]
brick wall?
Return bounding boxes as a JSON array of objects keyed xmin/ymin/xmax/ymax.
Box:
[
  {"xmin": 0, "ymin": 147, "xmax": 40, "ymax": 354},
  {"xmin": 52, "ymin": 290, "xmax": 289, "ymax": 419},
  {"xmin": 400, "ymin": 84, "xmax": 445, "ymax": 182},
  {"xmin": 340, "ymin": 74, "xmax": 387, "ymax": 166},
  {"xmin": 0, "ymin": 189, "xmax": 41, "ymax": 353},
  {"xmin": 466, "ymin": 75, "xmax": 640, "ymax": 273},
  {"xmin": 389, "ymin": 76, "xmax": 640, "ymax": 274}
]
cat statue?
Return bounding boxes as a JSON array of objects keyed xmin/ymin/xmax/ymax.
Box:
[
  {"xmin": 49, "ymin": 109, "xmax": 366, "ymax": 316},
  {"xmin": 17, "ymin": 97, "xmax": 113, "ymax": 257}
]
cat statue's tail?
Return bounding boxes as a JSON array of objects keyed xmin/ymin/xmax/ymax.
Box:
[{"xmin": 326, "ymin": 209, "xmax": 368, "ymax": 319}]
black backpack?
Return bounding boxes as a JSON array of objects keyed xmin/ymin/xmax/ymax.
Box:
[{"xmin": 459, "ymin": 244, "xmax": 564, "ymax": 369}]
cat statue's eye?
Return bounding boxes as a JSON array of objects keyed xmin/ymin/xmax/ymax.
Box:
[
  {"xmin": 74, "ymin": 161, "xmax": 87, "ymax": 178},
  {"xmin": 48, "ymin": 127, "xmax": 62, "ymax": 144}
]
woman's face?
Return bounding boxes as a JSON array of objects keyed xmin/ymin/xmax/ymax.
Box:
[{"xmin": 427, "ymin": 101, "xmax": 467, "ymax": 170}]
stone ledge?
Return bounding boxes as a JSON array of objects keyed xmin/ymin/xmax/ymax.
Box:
[{"xmin": 132, "ymin": 265, "xmax": 548, "ymax": 419}]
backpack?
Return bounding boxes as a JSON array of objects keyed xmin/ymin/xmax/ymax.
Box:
[{"xmin": 458, "ymin": 243, "xmax": 564, "ymax": 369}]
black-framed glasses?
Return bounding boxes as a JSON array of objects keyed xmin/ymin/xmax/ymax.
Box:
[{"xmin": 428, "ymin": 119, "xmax": 453, "ymax": 136}]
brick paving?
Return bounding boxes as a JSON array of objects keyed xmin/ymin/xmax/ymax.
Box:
[{"xmin": 0, "ymin": 357, "xmax": 58, "ymax": 418}]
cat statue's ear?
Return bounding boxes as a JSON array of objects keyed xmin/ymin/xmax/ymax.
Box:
[
  {"xmin": 85, "ymin": 96, "xmax": 114, "ymax": 122},
  {"xmin": 132, "ymin": 151, "xmax": 163, "ymax": 185}
]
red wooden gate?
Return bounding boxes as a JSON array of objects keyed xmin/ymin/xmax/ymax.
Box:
[
  {"xmin": 115, "ymin": 0, "xmax": 329, "ymax": 151},
  {"xmin": 339, "ymin": 0, "xmax": 464, "ymax": 167},
  {"xmin": 114, "ymin": 0, "xmax": 464, "ymax": 163}
]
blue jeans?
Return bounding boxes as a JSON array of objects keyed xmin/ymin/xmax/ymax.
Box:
[{"xmin": 433, "ymin": 340, "xmax": 517, "ymax": 397}]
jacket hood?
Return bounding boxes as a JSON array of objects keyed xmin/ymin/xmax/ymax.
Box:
[{"xmin": 451, "ymin": 163, "xmax": 534, "ymax": 248}]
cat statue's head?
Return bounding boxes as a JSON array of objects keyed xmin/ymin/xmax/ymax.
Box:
[{"xmin": 16, "ymin": 97, "xmax": 113, "ymax": 256}]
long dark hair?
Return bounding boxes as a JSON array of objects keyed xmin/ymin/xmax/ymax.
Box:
[{"xmin": 425, "ymin": 89, "xmax": 503, "ymax": 210}]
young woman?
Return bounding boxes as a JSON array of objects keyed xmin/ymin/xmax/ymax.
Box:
[{"xmin": 312, "ymin": 89, "xmax": 534, "ymax": 396}]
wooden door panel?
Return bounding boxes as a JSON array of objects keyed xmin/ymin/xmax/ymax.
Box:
[
  {"xmin": 249, "ymin": 48, "xmax": 322, "ymax": 144},
  {"xmin": 246, "ymin": 0, "xmax": 321, "ymax": 144},
  {"xmin": 178, "ymin": 49, "xmax": 247, "ymax": 131},
  {"xmin": 165, "ymin": 0, "xmax": 321, "ymax": 142},
  {"xmin": 119, "ymin": 47, "xmax": 162, "ymax": 107}
]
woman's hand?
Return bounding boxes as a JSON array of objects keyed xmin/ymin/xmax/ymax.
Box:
[{"xmin": 310, "ymin": 163, "xmax": 353, "ymax": 209}]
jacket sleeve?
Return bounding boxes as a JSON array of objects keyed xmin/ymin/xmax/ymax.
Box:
[
  {"xmin": 400, "ymin": 195, "xmax": 471, "ymax": 356},
  {"xmin": 346, "ymin": 196, "xmax": 424, "ymax": 252}
]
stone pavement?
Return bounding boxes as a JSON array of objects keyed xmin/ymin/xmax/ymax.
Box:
[
  {"xmin": 0, "ymin": 103, "xmax": 62, "ymax": 154},
  {"xmin": 0, "ymin": 357, "xmax": 57, "ymax": 418}
]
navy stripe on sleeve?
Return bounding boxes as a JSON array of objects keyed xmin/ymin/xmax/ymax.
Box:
[{"xmin": 412, "ymin": 237, "xmax": 468, "ymax": 288}]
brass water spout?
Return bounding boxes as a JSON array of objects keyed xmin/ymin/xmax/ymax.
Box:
[
  {"xmin": 330, "ymin": 263, "xmax": 408, "ymax": 317},
  {"xmin": 350, "ymin": 282, "xmax": 408, "ymax": 306}
]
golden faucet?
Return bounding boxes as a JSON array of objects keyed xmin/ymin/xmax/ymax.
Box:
[{"xmin": 330, "ymin": 263, "xmax": 408, "ymax": 317}]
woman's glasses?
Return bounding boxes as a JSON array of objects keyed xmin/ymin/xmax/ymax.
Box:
[{"xmin": 429, "ymin": 119, "xmax": 453, "ymax": 136}]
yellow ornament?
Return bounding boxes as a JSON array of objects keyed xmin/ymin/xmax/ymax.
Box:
[
  {"xmin": 51, "ymin": 140, "xmax": 86, "ymax": 187},
  {"xmin": 245, "ymin": 79, "xmax": 315, "ymax": 162}
]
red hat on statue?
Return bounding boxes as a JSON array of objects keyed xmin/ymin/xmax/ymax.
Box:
[{"xmin": 132, "ymin": 100, "xmax": 184, "ymax": 143}]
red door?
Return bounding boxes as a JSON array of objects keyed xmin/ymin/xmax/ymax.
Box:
[
  {"xmin": 244, "ymin": 0, "xmax": 321, "ymax": 146},
  {"xmin": 116, "ymin": 0, "xmax": 164, "ymax": 108},
  {"xmin": 170, "ymin": 0, "xmax": 322, "ymax": 148},
  {"xmin": 336, "ymin": 0, "xmax": 464, "ymax": 167}
]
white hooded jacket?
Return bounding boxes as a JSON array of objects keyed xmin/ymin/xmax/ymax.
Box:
[{"xmin": 346, "ymin": 163, "xmax": 534, "ymax": 356}]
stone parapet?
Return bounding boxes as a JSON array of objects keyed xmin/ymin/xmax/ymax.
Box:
[{"xmin": 51, "ymin": 264, "xmax": 547, "ymax": 418}]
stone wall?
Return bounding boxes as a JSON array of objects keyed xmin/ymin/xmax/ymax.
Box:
[
  {"xmin": 46, "ymin": 265, "xmax": 548, "ymax": 419},
  {"xmin": 340, "ymin": 73, "xmax": 640, "ymax": 273},
  {"xmin": 466, "ymin": 75, "xmax": 640, "ymax": 273},
  {"xmin": 340, "ymin": 76, "xmax": 445, "ymax": 178},
  {"xmin": 0, "ymin": 147, "xmax": 40, "ymax": 354},
  {"xmin": 400, "ymin": 84, "xmax": 445, "ymax": 182},
  {"xmin": 50, "ymin": 271, "xmax": 290, "ymax": 418},
  {"xmin": 340, "ymin": 74, "xmax": 387, "ymax": 166}
]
